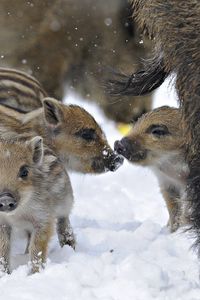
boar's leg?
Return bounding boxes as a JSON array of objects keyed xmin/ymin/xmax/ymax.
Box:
[
  {"xmin": 29, "ymin": 221, "xmax": 54, "ymax": 274},
  {"xmin": 0, "ymin": 225, "xmax": 11, "ymax": 274},
  {"xmin": 57, "ymin": 217, "xmax": 76, "ymax": 250}
]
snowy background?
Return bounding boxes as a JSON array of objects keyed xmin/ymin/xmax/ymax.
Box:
[{"xmin": 1, "ymin": 78, "xmax": 200, "ymax": 300}]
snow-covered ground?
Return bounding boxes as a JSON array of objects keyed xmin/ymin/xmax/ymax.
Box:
[{"xmin": 1, "ymin": 79, "xmax": 200, "ymax": 300}]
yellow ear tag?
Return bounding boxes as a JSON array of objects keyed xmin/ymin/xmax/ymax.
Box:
[{"xmin": 117, "ymin": 123, "xmax": 132, "ymax": 135}]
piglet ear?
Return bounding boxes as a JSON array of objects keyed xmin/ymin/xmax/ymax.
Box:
[
  {"xmin": 28, "ymin": 136, "xmax": 44, "ymax": 165},
  {"xmin": 43, "ymin": 97, "xmax": 63, "ymax": 126}
]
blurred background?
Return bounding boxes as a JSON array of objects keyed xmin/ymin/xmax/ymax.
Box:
[{"xmin": 0, "ymin": 0, "xmax": 154, "ymax": 124}]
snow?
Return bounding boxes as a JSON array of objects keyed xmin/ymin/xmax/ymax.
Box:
[{"xmin": 1, "ymin": 78, "xmax": 200, "ymax": 299}]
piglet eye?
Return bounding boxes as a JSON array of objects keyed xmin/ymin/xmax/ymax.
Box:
[
  {"xmin": 18, "ymin": 165, "xmax": 29, "ymax": 179},
  {"xmin": 151, "ymin": 128, "xmax": 167, "ymax": 136},
  {"xmin": 146, "ymin": 124, "xmax": 170, "ymax": 137},
  {"xmin": 75, "ymin": 128, "xmax": 96, "ymax": 142}
]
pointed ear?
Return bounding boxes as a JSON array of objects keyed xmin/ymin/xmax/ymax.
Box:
[
  {"xmin": 27, "ymin": 136, "xmax": 44, "ymax": 165},
  {"xmin": 43, "ymin": 98, "xmax": 63, "ymax": 126}
]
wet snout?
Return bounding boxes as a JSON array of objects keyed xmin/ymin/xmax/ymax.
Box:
[
  {"xmin": 114, "ymin": 138, "xmax": 131, "ymax": 157},
  {"xmin": 0, "ymin": 192, "xmax": 17, "ymax": 212},
  {"xmin": 105, "ymin": 152, "xmax": 124, "ymax": 172},
  {"xmin": 114, "ymin": 137, "xmax": 147, "ymax": 162},
  {"xmin": 92, "ymin": 150, "xmax": 124, "ymax": 173}
]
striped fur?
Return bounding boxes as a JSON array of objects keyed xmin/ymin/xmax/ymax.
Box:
[{"xmin": 0, "ymin": 68, "xmax": 47, "ymax": 113}]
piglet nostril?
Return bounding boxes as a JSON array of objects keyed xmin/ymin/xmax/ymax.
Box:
[
  {"xmin": 114, "ymin": 140, "xmax": 126, "ymax": 154},
  {"xmin": 114, "ymin": 154, "xmax": 124, "ymax": 165}
]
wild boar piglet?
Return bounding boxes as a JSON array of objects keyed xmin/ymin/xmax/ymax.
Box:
[
  {"xmin": 115, "ymin": 106, "xmax": 187, "ymax": 232},
  {"xmin": 0, "ymin": 97, "xmax": 124, "ymax": 174},
  {"xmin": 0, "ymin": 136, "xmax": 74, "ymax": 274}
]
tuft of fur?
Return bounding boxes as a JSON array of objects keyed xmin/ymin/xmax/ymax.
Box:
[{"xmin": 105, "ymin": 55, "xmax": 167, "ymax": 96}]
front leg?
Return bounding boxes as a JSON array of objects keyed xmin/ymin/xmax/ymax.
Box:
[
  {"xmin": 29, "ymin": 221, "xmax": 53, "ymax": 274},
  {"xmin": 24, "ymin": 231, "xmax": 31, "ymax": 254},
  {"xmin": 57, "ymin": 217, "xmax": 76, "ymax": 250},
  {"xmin": 161, "ymin": 187, "xmax": 181, "ymax": 233},
  {"xmin": 0, "ymin": 224, "xmax": 11, "ymax": 274}
]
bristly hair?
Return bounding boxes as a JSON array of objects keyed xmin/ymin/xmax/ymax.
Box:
[{"xmin": 105, "ymin": 55, "xmax": 169, "ymax": 97}]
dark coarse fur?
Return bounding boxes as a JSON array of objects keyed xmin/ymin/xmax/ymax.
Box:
[
  {"xmin": 106, "ymin": 56, "xmax": 168, "ymax": 96},
  {"xmin": 109, "ymin": 0, "xmax": 200, "ymax": 254},
  {"xmin": 0, "ymin": 0, "xmax": 153, "ymax": 123}
]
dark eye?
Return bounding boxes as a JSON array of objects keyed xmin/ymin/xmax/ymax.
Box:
[
  {"xmin": 75, "ymin": 128, "xmax": 96, "ymax": 141},
  {"xmin": 18, "ymin": 165, "xmax": 29, "ymax": 179},
  {"xmin": 146, "ymin": 124, "xmax": 170, "ymax": 137}
]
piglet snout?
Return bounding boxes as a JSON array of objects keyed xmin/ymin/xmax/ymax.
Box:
[
  {"xmin": 114, "ymin": 140, "xmax": 127, "ymax": 155},
  {"xmin": 106, "ymin": 152, "xmax": 124, "ymax": 172},
  {"xmin": 0, "ymin": 192, "xmax": 17, "ymax": 212}
]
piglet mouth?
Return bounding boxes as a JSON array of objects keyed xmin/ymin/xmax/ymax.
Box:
[
  {"xmin": 92, "ymin": 159, "xmax": 107, "ymax": 173},
  {"xmin": 128, "ymin": 151, "xmax": 147, "ymax": 162}
]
